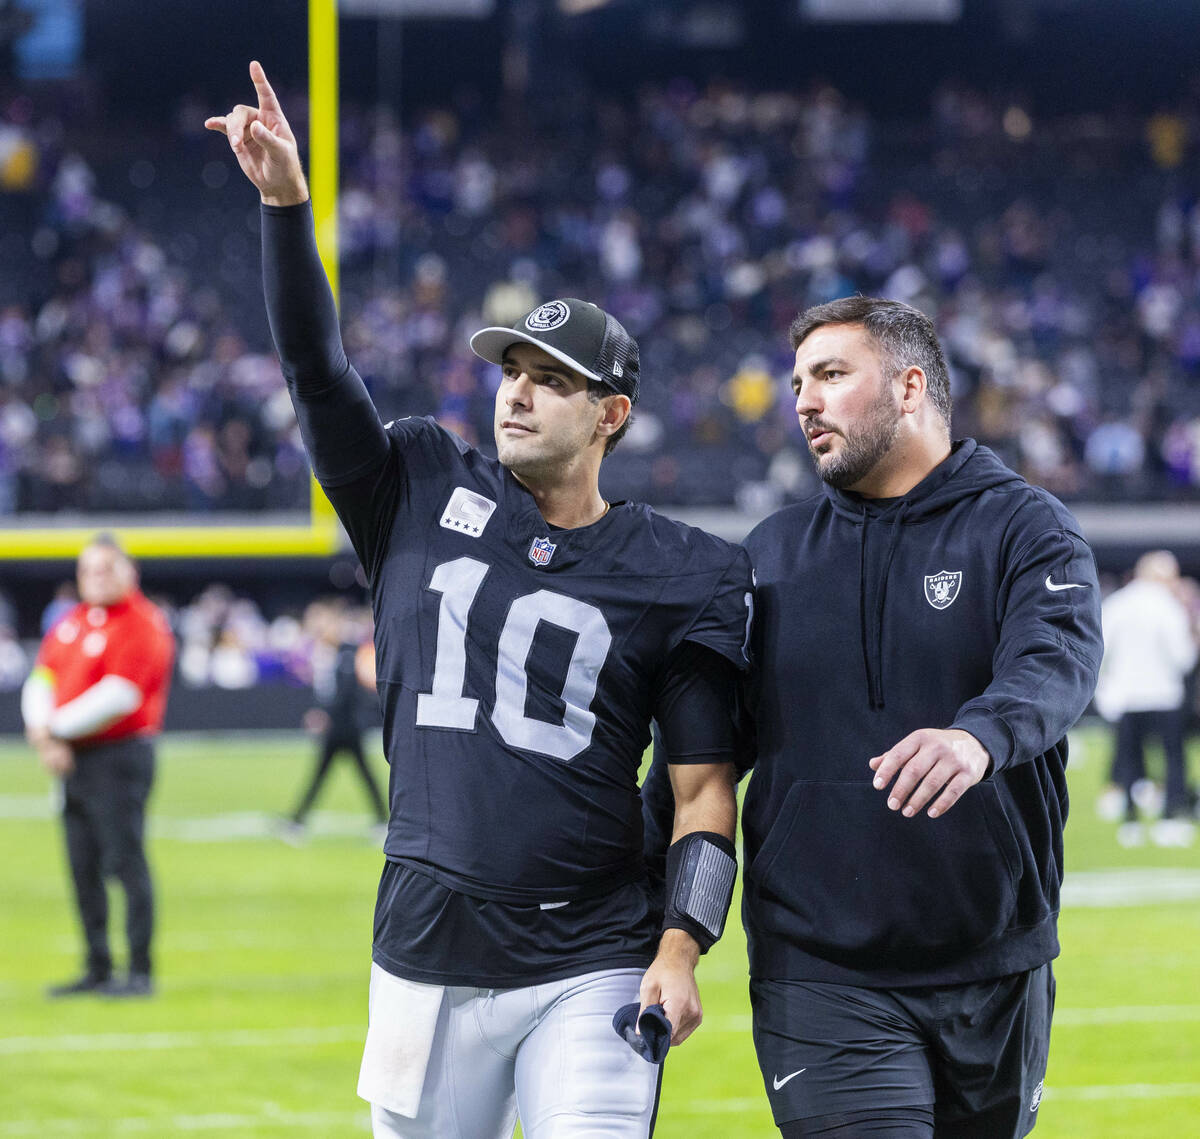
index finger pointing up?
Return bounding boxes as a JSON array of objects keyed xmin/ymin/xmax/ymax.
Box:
[{"xmin": 249, "ymin": 60, "xmax": 281, "ymax": 112}]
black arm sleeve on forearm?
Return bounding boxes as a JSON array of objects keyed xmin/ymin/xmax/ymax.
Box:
[{"xmin": 261, "ymin": 201, "xmax": 390, "ymax": 487}]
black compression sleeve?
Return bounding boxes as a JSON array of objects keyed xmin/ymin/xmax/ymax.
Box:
[
  {"xmin": 260, "ymin": 201, "xmax": 389, "ymax": 486},
  {"xmin": 261, "ymin": 201, "xmax": 347, "ymax": 391},
  {"xmin": 653, "ymin": 641, "xmax": 741, "ymax": 765},
  {"xmin": 642, "ymin": 646, "xmax": 741, "ymax": 901}
]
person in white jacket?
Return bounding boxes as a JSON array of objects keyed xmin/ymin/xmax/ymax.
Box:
[{"xmin": 1095, "ymin": 550, "xmax": 1198, "ymax": 844}]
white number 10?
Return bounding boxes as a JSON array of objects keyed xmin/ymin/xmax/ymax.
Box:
[{"xmin": 415, "ymin": 557, "xmax": 613, "ymax": 762}]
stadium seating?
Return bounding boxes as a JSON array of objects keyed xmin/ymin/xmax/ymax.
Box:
[{"xmin": 2, "ymin": 79, "xmax": 1199, "ymax": 516}]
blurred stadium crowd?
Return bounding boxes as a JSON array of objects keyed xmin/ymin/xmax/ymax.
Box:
[
  {"xmin": 2, "ymin": 77, "xmax": 1200, "ymax": 516},
  {"xmin": 0, "ymin": 577, "xmax": 370, "ymax": 694}
]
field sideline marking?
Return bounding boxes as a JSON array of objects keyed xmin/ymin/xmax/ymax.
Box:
[
  {"xmin": 3, "ymin": 796, "xmax": 1198, "ymax": 898},
  {"xmin": 0, "ymin": 798, "xmax": 380, "ymax": 840},
  {"xmin": 8, "ymin": 1006, "xmax": 1200, "ymax": 1056},
  {"xmin": 1062, "ymin": 868, "xmax": 1200, "ymax": 907},
  {"xmin": 0, "ymin": 1107, "xmax": 369, "ymax": 1135},
  {"xmin": 9, "ymin": 1086, "xmax": 1199, "ymax": 1133},
  {"xmin": 1043, "ymin": 1082, "xmax": 1200, "ymax": 1101},
  {"xmin": 0, "ymin": 1025, "xmax": 364, "ymax": 1055},
  {"xmin": 1054, "ymin": 1004, "xmax": 1200, "ymax": 1026}
]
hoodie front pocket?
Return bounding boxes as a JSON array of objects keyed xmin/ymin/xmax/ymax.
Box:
[{"xmin": 745, "ymin": 780, "xmax": 1021, "ymax": 969}]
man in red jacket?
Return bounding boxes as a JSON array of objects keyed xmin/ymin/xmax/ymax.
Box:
[{"xmin": 22, "ymin": 535, "xmax": 175, "ymax": 998}]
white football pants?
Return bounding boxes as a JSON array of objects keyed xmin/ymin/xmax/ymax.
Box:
[{"xmin": 363, "ymin": 963, "xmax": 662, "ymax": 1139}]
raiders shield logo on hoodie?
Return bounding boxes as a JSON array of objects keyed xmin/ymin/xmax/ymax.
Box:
[{"xmin": 924, "ymin": 570, "xmax": 962, "ymax": 610}]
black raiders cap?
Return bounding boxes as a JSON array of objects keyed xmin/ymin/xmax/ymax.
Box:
[{"xmin": 469, "ymin": 298, "xmax": 641, "ymax": 404}]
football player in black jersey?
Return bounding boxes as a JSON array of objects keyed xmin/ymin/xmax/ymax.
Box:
[{"xmin": 208, "ymin": 64, "xmax": 752, "ymax": 1139}]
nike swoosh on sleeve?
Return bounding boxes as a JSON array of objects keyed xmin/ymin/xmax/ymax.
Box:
[{"xmin": 1045, "ymin": 576, "xmax": 1087, "ymax": 592}]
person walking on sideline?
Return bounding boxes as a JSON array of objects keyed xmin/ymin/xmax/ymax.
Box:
[
  {"xmin": 283, "ymin": 600, "xmax": 387, "ymax": 840},
  {"xmin": 1095, "ymin": 549, "xmax": 1198, "ymax": 846}
]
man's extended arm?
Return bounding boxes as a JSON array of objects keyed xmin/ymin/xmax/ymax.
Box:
[
  {"xmin": 207, "ymin": 63, "xmax": 395, "ymax": 574},
  {"xmin": 871, "ymin": 522, "xmax": 1102, "ymax": 818},
  {"xmin": 638, "ymin": 644, "xmax": 742, "ymax": 1046},
  {"xmin": 637, "ymin": 761, "xmax": 736, "ymax": 1046},
  {"xmin": 260, "ymin": 202, "xmax": 391, "ymax": 489}
]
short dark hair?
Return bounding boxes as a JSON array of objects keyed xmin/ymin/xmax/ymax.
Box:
[
  {"xmin": 789, "ymin": 296, "xmax": 952, "ymax": 427},
  {"xmin": 587, "ymin": 379, "xmax": 632, "ymax": 457}
]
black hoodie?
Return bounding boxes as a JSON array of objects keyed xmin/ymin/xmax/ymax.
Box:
[{"xmin": 740, "ymin": 439, "xmax": 1102, "ymax": 987}]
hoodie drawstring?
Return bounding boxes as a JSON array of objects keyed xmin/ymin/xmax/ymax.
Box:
[
  {"xmin": 872, "ymin": 505, "xmax": 907, "ymax": 708},
  {"xmin": 858, "ymin": 512, "xmax": 871, "ymax": 706},
  {"xmin": 860, "ymin": 504, "xmax": 908, "ymax": 710}
]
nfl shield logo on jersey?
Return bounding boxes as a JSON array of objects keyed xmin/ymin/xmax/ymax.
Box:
[
  {"xmin": 528, "ymin": 536, "xmax": 557, "ymax": 566},
  {"xmin": 924, "ymin": 569, "xmax": 962, "ymax": 610}
]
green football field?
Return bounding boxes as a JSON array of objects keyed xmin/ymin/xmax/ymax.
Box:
[{"xmin": 1, "ymin": 725, "xmax": 1197, "ymax": 1138}]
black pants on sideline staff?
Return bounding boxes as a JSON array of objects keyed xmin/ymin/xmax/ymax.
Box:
[
  {"xmin": 62, "ymin": 736, "xmax": 156, "ymax": 979},
  {"xmin": 291, "ymin": 734, "xmax": 387, "ymax": 825},
  {"xmin": 1113, "ymin": 708, "xmax": 1189, "ymax": 817}
]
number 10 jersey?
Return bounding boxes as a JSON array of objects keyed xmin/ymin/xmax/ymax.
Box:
[{"xmin": 328, "ymin": 416, "xmax": 753, "ymax": 906}]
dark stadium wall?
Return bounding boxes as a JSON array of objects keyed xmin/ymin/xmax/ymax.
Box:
[
  {"xmin": 0, "ymin": 557, "xmax": 367, "ymax": 641},
  {"xmin": 3, "ymin": 529, "xmax": 1198, "ymax": 643},
  {"xmin": 0, "ymin": 682, "xmax": 319, "ymax": 734},
  {"xmin": 80, "ymin": 0, "xmax": 504, "ymax": 116},
  {"xmin": 76, "ymin": 0, "xmax": 1200, "ymax": 119}
]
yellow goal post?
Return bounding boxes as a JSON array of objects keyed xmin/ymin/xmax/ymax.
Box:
[{"xmin": 0, "ymin": 0, "xmax": 343, "ymax": 560}]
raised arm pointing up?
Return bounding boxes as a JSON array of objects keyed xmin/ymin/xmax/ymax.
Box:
[{"xmin": 205, "ymin": 60, "xmax": 392, "ymax": 564}]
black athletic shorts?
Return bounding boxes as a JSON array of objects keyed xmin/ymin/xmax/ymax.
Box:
[{"xmin": 751, "ymin": 965, "xmax": 1054, "ymax": 1138}]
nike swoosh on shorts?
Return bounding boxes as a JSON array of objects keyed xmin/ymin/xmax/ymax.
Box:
[{"xmin": 773, "ymin": 1069, "xmax": 806, "ymax": 1090}]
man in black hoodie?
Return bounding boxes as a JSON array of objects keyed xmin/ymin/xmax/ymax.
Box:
[{"xmin": 737, "ymin": 296, "xmax": 1103, "ymax": 1137}]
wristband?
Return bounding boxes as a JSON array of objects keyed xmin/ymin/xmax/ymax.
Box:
[{"xmin": 662, "ymin": 830, "xmax": 736, "ymax": 953}]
